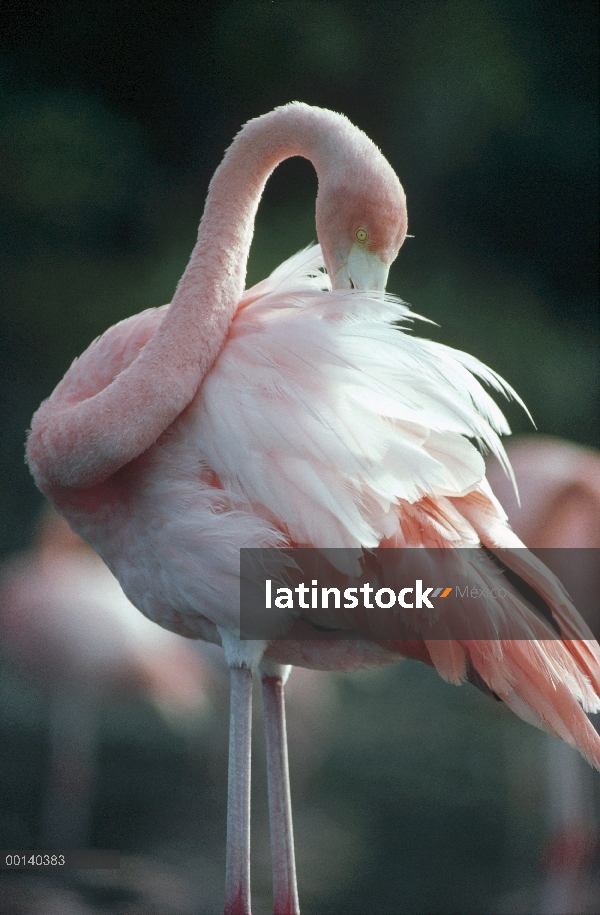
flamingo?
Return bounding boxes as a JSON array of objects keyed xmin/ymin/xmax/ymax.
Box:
[
  {"xmin": 0, "ymin": 506, "xmax": 211, "ymax": 848},
  {"xmin": 486, "ymin": 437, "xmax": 600, "ymax": 914},
  {"xmin": 486, "ymin": 435, "xmax": 600, "ymax": 553},
  {"xmin": 26, "ymin": 103, "xmax": 600, "ymax": 914}
]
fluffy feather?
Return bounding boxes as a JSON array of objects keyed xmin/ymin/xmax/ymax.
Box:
[
  {"xmin": 191, "ymin": 246, "xmax": 517, "ymax": 547},
  {"xmin": 38, "ymin": 243, "xmax": 600, "ymax": 768}
]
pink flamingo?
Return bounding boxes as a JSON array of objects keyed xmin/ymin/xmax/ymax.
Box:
[
  {"xmin": 487, "ymin": 437, "xmax": 600, "ymax": 914},
  {"xmin": 0, "ymin": 506, "xmax": 210, "ymax": 848},
  {"xmin": 486, "ymin": 436, "xmax": 600, "ymax": 553},
  {"xmin": 26, "ymin": 104, "xmax": 600, "ymax": 914}
]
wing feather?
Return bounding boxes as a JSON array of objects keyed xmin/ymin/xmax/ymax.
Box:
[{"xmin": 193, "ymin": 245, "xmax": 518, "ymax": 546}]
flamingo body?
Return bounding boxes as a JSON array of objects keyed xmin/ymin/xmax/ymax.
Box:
[
  {"xmin": 26, "ymin": 104, "xmax": 600, "ymax": 913},
  {"xmin": 42, "ymin": 247, "xmax": 515, "ymax": 640},
  {"xmin": 487, "ymin": 436, "xmax": 600, "ymax": 550}
]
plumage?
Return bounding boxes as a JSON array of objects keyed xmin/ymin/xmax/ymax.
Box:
[{"xmin": 26, "ymin": 103, "xmax": 600, "ymax": 914}]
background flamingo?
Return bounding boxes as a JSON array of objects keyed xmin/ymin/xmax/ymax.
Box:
[
  {"xmin": 25, "ymin": 103, "xmax": 600, "ymax": 914},
  {"xmin": 487, "ymin": 436, "xmax": 600, "ymax": 914},
  {"xmin": 0, "ymin": 506, "xmax": 211, "ymax": 849}
]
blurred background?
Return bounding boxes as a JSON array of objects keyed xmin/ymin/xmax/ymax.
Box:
[{"xmin": 0, "ymin": 1, "xmax": 598, "ymax": 912}]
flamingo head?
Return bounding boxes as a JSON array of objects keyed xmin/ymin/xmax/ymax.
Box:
[{"xmin": 316, "ymin": 154, "xmax": 408, "ymax": 293}]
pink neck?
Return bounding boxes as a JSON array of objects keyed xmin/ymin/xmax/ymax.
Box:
[
  {"xmin": 127, "ymin": 105, "xmax": 351, "ymax": 418},
  {"xmin": 28, "ymin": 105, "xmax": 353, "ymax": 490},
  {"xmin": 165, "ymin": 104, "xmax": 338, "ymax": 379}
]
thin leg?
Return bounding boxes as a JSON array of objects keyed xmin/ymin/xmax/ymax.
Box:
[
  {"xmin": 42, "ymin": 687, "xmax": 98, "ymax": 848},
  {"xmin": 262, "ymin": 673, "xmax": 300, "ymax": 915},
  {"xmin": 224, "ymin": 666, "xmax": 253, "ymax": 915}
]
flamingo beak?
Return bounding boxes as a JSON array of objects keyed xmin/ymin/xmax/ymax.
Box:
[{"xmin": 333, "ymin": 244, "xmax": 389, "ymax": 293}]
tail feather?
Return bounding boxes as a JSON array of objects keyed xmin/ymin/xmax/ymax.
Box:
[
  {"xmin": 440, "ymin": 484, "xmax": 600, "ymax": 767},
  {"xmin": 400, "ymin": 635, "xmax": 600, "ymax": 770},
  {"xmin": 454, "ymin": 486, "xmax": 600, "ymax": 699},
  {"xmin": 469, "ymin": 639, "xmax": 600, "ymax": 770}
]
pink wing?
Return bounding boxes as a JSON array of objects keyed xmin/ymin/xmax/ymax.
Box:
[{"xmin": 268, "ymin": 485, "xmax": 600, "ymax": 769}]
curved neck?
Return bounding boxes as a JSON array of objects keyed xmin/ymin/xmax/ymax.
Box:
[
  {"xmin": 29, "ymin": 105, "xmax": 349, "ymax": 491},
  {"xmin": 165, "ymin": 104, "xmax": 335, "ymax": 378}
]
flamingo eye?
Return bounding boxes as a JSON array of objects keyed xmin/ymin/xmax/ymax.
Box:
[{"xmin": 355, "ymin": 228, "xmax": 368, "ymax": 244}]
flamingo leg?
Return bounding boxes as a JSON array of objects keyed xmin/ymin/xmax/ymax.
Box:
[
  {"xmin": 261, "ymin": 672, "xmax": 300, "ymax": 915},
  {"xmin": 41, "ymin": 687, "xmax": 99, "ymax": 849},
  {"xmin": 224, "ymin": 665, "xmax": 253, "ymax": 915}
]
